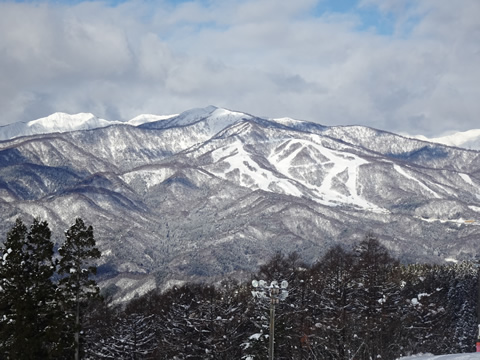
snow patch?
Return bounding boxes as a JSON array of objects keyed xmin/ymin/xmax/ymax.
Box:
[
  {"xmin": 459, "ymin": 173, "xmax": 475, "ymax": 186},
  {"xmin": 393, "ymin": 165, "xmax": 441, "ymax": 198},
  {"xmin": 127, "ymin": 113, "xmax": 177, "ymax": 126},
  {"xmin": 121, "ymin": 168, "xmax": 175, "ymax": 189},
  {"xmin": 249, "ymin": 333, "xmax": 263, "ymax": 340}
]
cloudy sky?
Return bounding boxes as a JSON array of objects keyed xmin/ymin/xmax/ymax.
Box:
[{"xmin": 0, "ymin": 0, "xmax": 478, "ymax": 137}]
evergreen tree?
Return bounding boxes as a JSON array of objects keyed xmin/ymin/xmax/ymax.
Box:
[
  {"xmin": 309, "ymin": 245, "xmax": 357, "ymax": 359},
  {"xmin": 58, "ymin": 218, "xmax": 101, "ymax": 360},
  {"xmin": 0, "ymin": 218, "xmax": 60, "ymax": 359},
  {"xmin": 447, "ymin": 262, "xmax": 478, "ymax": 353},
  {"xmin": 350, "ymin": 234, "xmax": 401, "ymax": 360},
  {"xmin": 82, "ymin": 297, "xmax": 120, "ymax": 359},
  {"xmin": 88, "ymin": 312, "xmax": 157, "ymax": 359}
]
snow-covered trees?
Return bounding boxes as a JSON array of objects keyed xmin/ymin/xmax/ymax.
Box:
[
  {"xmin": 87, "ymin": 310, "xmax": 158, "ymax": 359},
  {"xmin": 0, "ymin": 217, "xmax": 101, "ymax": 359},
  {"xmin": 58, "ymin": 218, "xmax": 101, "ymax": 360},
  {"xmin": 0, "ymin": 218, "xmax": 60, "ymax": 358},
  {"xmin": 349, "ymin": 235, "xmax": 401, "ymax": 359},
  {"xmin": 396, "ymin": 262, "xmax": 478, "ymax": 356},
  {"xmin": 308, "ymin": 245, "xmax": 358, "ymax": 359},
  {"xmin": 2, "ymin": 220, "xmax": 478, "ymax": 359},
  {"xmin": 93, "ymin": 240, "xmax": 477, "ymax": 360}
]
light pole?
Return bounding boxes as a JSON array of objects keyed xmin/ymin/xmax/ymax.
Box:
[{"xmin": 252, "ymin": 279, "xmax": 289, "ymax": 360}]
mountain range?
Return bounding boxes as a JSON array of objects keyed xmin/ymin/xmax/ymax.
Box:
[
  {"xmin": 0, "ymin": 112, "xmax": 177, "ymax": 141},
  {"xmin": 1, "ymin": 106, "xmax": 479, "ymax": 301}
]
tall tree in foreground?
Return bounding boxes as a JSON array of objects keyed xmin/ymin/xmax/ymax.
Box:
[
  {"xmin": 0, "ymin": 218, "xmax": 59, "ymax": 359},
  {"xmin": 351, "ymin": 234, "xmax": 401, "ymax": 360},
  {"xmin": 58, "ymin": 218, "xmax": 101, "ymax": 360}
]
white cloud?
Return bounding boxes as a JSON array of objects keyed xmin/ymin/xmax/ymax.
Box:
[{"xmin": 0, "ymin": 0, "xmax": 479, "ymax": 137}]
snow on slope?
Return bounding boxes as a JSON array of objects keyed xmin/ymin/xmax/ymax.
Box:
[
  {"xmin": 269, "ymin": 137, "xmax": 381, "ymax": 210},
  {"xmin": 0, "ymin": 112, "xmax": 116, "ymax": 140},
  {"xmin": 202, "ymin": 122, "xmax": 387, "ymax": 212},
  {"xmin": 393, "ymin": 164, "xmax": 441, "ymax": 198},
  {"xmin": 398, "ymin": 353, "xmax": 480, "ymax": 360},
  {"xmin": 413, "ymin": 129, "xmax": 480, "ymax": 150},
  {"xmin": 121, "ymin": 167, "xmax": 176, "ymax": 190},
  {"xmin": 207, "ymin": 138, "xmax": 304, "ymax": 197},
  {"xmin": 143, "ymin": 105, "xmax": 253, "ymax": 137},
  {"xmin": 274, "ymin": 116, "xmax": 480, "ymax": 152},
  {"xmin": 126, "ymin": 113, "xmax": 177, "ymax": 126},
  {"xmin": 272, "ymin": 116, "xmax": 305, "ymax": 127}
]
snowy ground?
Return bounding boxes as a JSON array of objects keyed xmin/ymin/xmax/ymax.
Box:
[{"xmin": 399, "ymin": 354, "xmax": 480, "ymax": 360}]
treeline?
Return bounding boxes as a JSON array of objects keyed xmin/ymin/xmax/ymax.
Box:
[
  {"xmin": 1, "ymin": 222, "xmax": 478, "ymax": 359},
  {"xmin": 84, "ymin": 235, "xmax": 478, "ymax": 359},
  {"xmin": 0, "ymin": 218, "xmax": 100, "ymax": 359}
]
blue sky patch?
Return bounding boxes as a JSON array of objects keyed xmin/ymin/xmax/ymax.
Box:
[{"xmin": 314, "ymin": 0, "xmax": 395, "ymax": 36}]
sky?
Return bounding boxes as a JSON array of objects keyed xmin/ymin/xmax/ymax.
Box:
[{"xmin": 0, "ymin": 0, "xmax": 479, "ymax": 137}]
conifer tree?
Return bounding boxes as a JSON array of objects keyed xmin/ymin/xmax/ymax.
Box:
[
  {"xmin": 351, "ymin": 234, "xmax": 400, "ymax": 360},
  {"xmin": 58, "ymin": 218, "xmax": 101, "ymax": 360},
  {"xmin": 0, "ymin": 218, "xmax": 59, "ymax": 359}
]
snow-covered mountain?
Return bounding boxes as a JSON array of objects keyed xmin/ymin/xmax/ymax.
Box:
[
  {"xmin": 0, "ymin": 112, "xmax": 177, "ymax": 140},
  {"xmin": 3, "ymin": 108, "xmax": 479, "ymax": 151},
  {"xmin": 1, "ymin": 106, "xmax": 480, "ymax": 297},
  {"xmin": 413, "ymin": 129, "xmax": 480, "ymax": 151}
]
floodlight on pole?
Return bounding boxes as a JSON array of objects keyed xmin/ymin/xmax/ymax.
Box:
[{"xmin": 251, "ymin": 279, "xmax": 289, "ymax": 360}]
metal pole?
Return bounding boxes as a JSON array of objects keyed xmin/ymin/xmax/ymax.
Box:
[
  {"xmin": 252, "ymin": 280, "xmax": 287, "ymax": 360},
  {"xmin": 269, "ymin": 298, "xmax": 275, "ymax": 360}
]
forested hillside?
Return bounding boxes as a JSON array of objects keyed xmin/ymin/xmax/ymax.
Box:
[
  {"xmin": 84, "ymin": 236, "xmax": 478, "ymax": 359},
  {"xmin": 0, "ymin": 217, "xmax": 478, "ymax": 359}
]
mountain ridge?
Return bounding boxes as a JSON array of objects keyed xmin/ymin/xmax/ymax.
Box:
[
  {"xmin": 0, "ymin": 106, "xmax": 479, "ymax": 301},
  {"xmin": 2, "ymin": 106, "xmax": 480, "ymax": 151},
  {"xmin": 413, "ymin": 129, "xmax": 480, "ymax": 151},
  {"xmin": 0, "ymin": 111, "xmax": 177, "ymax": 141}
]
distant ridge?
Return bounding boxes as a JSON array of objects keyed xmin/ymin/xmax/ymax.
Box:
[
  {"xmin": 413, "ymin": 129, "xmax": 480, "ymax": 151},
  {"xmin": 0, "ymin": 112, "xmax": 177, "ymax": 141},
  {"xmin": 2, "ymin": 109, "xmax": 479, "ymax": 151}
]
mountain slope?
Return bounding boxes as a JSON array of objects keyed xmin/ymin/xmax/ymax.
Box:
[{"xmin": 1, "ymin": 106, "xmax": 480, "ymax": 298}]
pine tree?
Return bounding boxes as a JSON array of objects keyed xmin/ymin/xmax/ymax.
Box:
[
  {"xmin": 58, "ymin": 218, "xmax": 101, "ymax": 360},
  {"xmin": 350, "ymin": 234, "xmax": 401, "ymax": 360},
  {"xmin": 309, "ymin": 245, "xmax": 358, "ymax": 359},
  {"xmin": 0, "ymin": 218, "xmax": 29, "ymax": 358},
  {"xmin": 0, "ymin": 218, "xmax": 59, "ymax": 359}
]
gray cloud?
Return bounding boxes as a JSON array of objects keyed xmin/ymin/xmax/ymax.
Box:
[{"xmin": 0, "ymin": 0, "xmax": 479, "ymax": 137}]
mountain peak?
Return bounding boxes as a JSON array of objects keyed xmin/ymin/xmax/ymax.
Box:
[
  {"xmin": 0, "ymin": 112, "xmax": 121, "ymax": 141},
  {"xmin": 28, "ymin": 112, "xmax": 99, "ymax": 129},
  {"xmin": 139, "ymin": 106, "xmax": 253, "ymax": 137}
]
